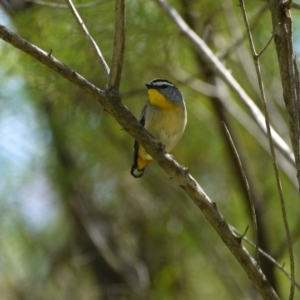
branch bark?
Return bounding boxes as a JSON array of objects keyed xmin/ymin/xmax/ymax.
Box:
[
  {"xmin": 269, "ymin": 0, "xmax": 300, "ymax": 190},
  {"xmin": 0, "ymin": 24, "xmax": 280, "ymax": 300},
  {"xmin": 107, "ymin": 0, "xmax": 126, "ymax": 90}
]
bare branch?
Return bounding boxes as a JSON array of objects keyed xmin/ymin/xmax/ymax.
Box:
[
  {"xmin": 269, "ymin": 0, "xmax": 300, "ymax": 189},
  {"xmin": 0, "ymin": 25, "xmax": 280, "ymax": 300},
  {"xmin": 65, "ymin": 0, "xmax": 110, "ymax": 79},
  {"xmin": 239, "ymin": 1, "xmax": 295, "ymax": 298},
  {"xmin": 107, "ymin": 0, "xmax": 126, "ymax": 91},
  {"xmin": 154, "ymin": 0, "xmax": 295, "ymax": 168},
  {"xmin": 232, "ymin": 227, "xmax": 300, "ymax": 291},
  {"xmin": 257, "ymin": 33, "xmax": 274, "ymax": 57}
]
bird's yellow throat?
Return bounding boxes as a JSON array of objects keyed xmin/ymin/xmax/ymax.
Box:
[{"xmin": 147, "ymin": 89, "xmax": 177, "ymax": 110}]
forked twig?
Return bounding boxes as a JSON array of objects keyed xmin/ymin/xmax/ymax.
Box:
[
  {"xmin": 219, "ymin": 2, "xmax": 268, "ymax": 60},
  {"xmin": 65, "ymin": 0, "xmax": 110, "ymax": 78},
  {"xmin": 257, "ymin": 33, "xmax": 274, "ymax": 57},
  {"xmin": 239, "ymin": 1, "xmax": 295, "ymax": 299},
  {"xmin": 231, "ymin": 227, "xmax": 300, "ymax": 291}
]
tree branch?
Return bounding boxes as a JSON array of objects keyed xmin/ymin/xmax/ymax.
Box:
[
  {"xmin": 232, "ymin": 226, "xmax": 300, "ymax": 291},
  {"xmin": 107, "ymin": 0, "xmax": 126, "ymax": 91},
  {"xmin": 269, "ymin": 0, "xmax": 300, "ymax": 189},
  {"xmin": 0, "ymin": 24, "xmax": 280, "ymax": 300},
  {"xmin": 239, "ymin": 1, "xmax": 295, "ymax": 298}
]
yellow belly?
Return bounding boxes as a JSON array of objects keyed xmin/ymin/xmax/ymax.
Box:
[{"xmin": 145, "ymin": 105, "xmax": 186, "ymax": 152}]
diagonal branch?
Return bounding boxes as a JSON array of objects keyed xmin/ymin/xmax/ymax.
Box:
[
  {"xmin": 107, "ymin": 0, "xmax": 126, "ymax": 91},
  {"xmin": 0, "ymin": 25, "xmax": 280, "ymax": 300}
]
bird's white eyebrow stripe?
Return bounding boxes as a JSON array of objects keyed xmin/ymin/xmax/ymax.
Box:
[{"xmin": 151, "ymin": 80, "xmax": 174, "ymax": 87}]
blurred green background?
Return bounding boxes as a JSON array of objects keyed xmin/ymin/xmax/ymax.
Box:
[{"xmin": 0, "ymin": 0, "xmax": 299, "ymax": 299}]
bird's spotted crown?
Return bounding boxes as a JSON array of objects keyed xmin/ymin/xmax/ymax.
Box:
[{"xmin": 146, "ymin": 78, "xmax": 175, "ymax": 89}]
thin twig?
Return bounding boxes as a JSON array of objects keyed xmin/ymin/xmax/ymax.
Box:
[
  {"xmin": 107, "ymin": 0, "xmax": 126, "ymax": 90},
  {"xmin": 154, "ymin": 0, "xmax": 295, "ymax": 168},
  {"xmin": 223, "ymin": 123, "xmax": 259, "ymax": 260},
  {"xmin": 231, "ymin": 227, "xmax": 300, "ymax": 291},
  {"xmin": 239, "ymin": 1, "xmax": 295, "ymax": 299},
  {"xmin": 257, "ymin": 33, "xmax": 274, "ymax": 57},
  {"xmin": 219, "ymin": 2, "xmax": 268, "ymax": 60},
  {"xmin": 221, "ymin": 1, "xmax": 290, "ymax": 142},
  {"xmin": 65, "ymin": 0, "xmax": 110, "ymax": 78},
  {"xmin": 26, "ymin": 0, "xmax": 110, "ymax": 8}
]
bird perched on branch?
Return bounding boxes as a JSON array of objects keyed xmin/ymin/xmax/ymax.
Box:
[{"xmin": 131, "ymin": 78, "xmax": 187, "ymax": 178}]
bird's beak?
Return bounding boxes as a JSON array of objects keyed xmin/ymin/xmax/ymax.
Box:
[{"xmin": 145, "ymin": 82, "xmax": 153, "ymax": 89}]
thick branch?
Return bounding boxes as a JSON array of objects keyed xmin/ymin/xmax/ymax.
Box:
[
  {"xmin": 107, "ymin": 0, "xmax": 126, "ymax": 90},
  {"xmin": 0, "ymin": 25, "xmax": 279, "ymax": 300},
  {"xmin": 269, "ymin": 0, "xmax": 300, "ymax": 189}
]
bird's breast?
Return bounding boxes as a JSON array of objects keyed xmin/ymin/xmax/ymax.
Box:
[
  {"xmin": 147, "ymin": 89, "xmax": 176, "ymax": 110},
  {"xmin": 145, "ymin": 104, "xmax": 186, "ymax": 152}
]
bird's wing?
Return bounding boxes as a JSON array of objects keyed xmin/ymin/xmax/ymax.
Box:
[{"xmin": 130, "ymin": 104, "xmax": 147, "ymax": 177}]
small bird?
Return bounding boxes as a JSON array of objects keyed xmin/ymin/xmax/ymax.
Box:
[{"xmin": 131, "ymin": 78, "xmax": 187, "ymax": 178}]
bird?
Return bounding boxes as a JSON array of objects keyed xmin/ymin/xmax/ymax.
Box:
[{"xmin": 130, "ymin": 78, "xmax": 187, "ymax": 178}]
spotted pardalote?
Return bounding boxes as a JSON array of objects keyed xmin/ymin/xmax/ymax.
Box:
[{"xmin": 131, "ymin": 78, "xmax": 187, "ymax": 178}]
